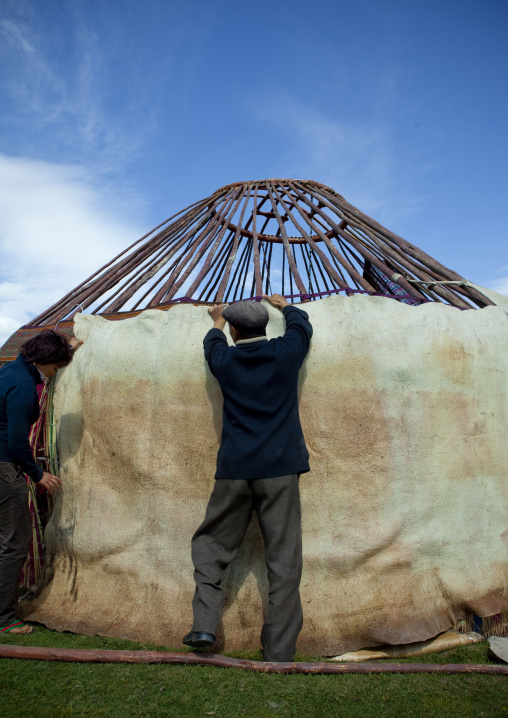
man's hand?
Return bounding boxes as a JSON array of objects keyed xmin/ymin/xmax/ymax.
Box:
[
  {"xmin": 69, "ymin": 337, "xmax": 84, "ymax": 350},
  {"xmin": 208, "ymin": 304, "xmax": 227, "ymax": 330},
  {"xmin": 263, "ymin": 293, "xmax": 289, "ymax": 310},
  {"xmin": 39, "ymin": 471, "xmax": 63, "ymax": 494}
]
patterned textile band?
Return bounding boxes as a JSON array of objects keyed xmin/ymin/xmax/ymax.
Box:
[{"xmin": 0, "ymin": 620, "xmax": 25, "ymax": 633}]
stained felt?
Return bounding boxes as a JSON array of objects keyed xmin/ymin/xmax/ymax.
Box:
[{"xmin": 20, "ymin": 293, "xmax": 508, "ymax": 655}]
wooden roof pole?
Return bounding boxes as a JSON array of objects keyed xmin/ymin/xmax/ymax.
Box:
[
  {"xmin": 99, "ymin": 210, "xmax": 217, "ymax": 312},
  {"xmin": 285, "ymin": 182, "xmax": 375, "ymax": 292},
  {"xmin": 271, "ymin": 184, "xmax": 349, "ymax": 291},
  {"xmin": 147, "ymin": 192, "xmax": 242, "ymax": 304},
  {"xmin": 35, "ymin": 199, "xmax": 213, "ymax": 325},
  {"xmin": 293, "ymin": 183, "xmax": 427, "ymax": 302},
  {"xmin": 343, "ymin": 222, "xmax": 475, "ymax": 307},
  {"xmin": 315, "ymin": 184, "xmax": 493, "ymax": 307},
  {"xmin": 226, "ymin": 235, "xmax": 252, "ymax": 302},
  {"xmin": 342, "ymin": 216, "xmax": 483, "ymax": 308},
  {"xmin": 338, "ymin": 219, "xmax": 471, "ymax": 307},
  {"xmin": 198, "ymin": 235, "xmax": 235, "ymax": 302},
  {"xmin": 306, "ymin": 185, "xmax": 472, "ymax": 309},
  {"xmin": 147, "ymin": 190, "xmax": 239, "ymax": 307},
  {"xmin": 215, "ymin": 186, "xmax": 253, "ymax": 302},
  {"xmin": 266, "ymin": 182, "xmax": 308, "ymax": 295},
  {"xmin": 175, "ymin": 190, "xmax": 246, "ymax": 300},
  {"xmin": 252, "ymin": 185, "xmax": 263, "ymax": 297},
  {"xmin": 25, "ymin": 196, "xmax": 211, "ymax": 326}
]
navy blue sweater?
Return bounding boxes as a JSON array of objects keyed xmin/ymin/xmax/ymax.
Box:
[
  {"xmin": 204, "ymin": 305, "xmax": 313, "ymax": 480},
  {"xmin": 0, "ymin": 354, "xmax": 43, "ymax": 482}
]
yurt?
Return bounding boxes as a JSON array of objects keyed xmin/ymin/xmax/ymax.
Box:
[{"xmin": 2, "ymin": 179, "xmax": 508, "ymax": 655}]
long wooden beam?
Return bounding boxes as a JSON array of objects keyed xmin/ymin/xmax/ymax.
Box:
[{"xmin": 0, "ymin": 645, "xmax": 506, "ymax": 675}]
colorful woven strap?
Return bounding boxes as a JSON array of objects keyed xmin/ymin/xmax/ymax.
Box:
[{"xmin": 0, "ymin": 620, "xmax": 26, "ymax": 633}]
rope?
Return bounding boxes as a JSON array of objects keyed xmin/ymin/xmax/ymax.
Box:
[
  {"xmin": 391, "ymin": 274, "xmax": 472, "ymax": 288},
  {"xmin": 55, "ymin": 304, "xmax": 83, "ymax": 331},
  {"xmin": 160, "ymin": 287, "xmax": 472, "ymax": 309}
]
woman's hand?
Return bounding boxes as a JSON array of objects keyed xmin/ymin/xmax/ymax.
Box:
[
  {"xmin": 39, "ymin": 471, "xmax": 62, "ymax": 493},
  {"xmin": 69, "ymin": 337, "xmax": 84, "ymax": 350}
]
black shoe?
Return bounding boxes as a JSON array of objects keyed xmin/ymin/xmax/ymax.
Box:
[{"xmin": 182, "ymin": 631, "xmax": 215, "ymax": 648}]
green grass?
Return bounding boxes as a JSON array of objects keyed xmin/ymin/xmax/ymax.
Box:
[{"xmin": 1, "ymin": 626, "xmax": 507, "ymax": 717}]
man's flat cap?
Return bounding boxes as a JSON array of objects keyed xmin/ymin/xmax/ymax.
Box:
[{"xmin": 222, "ymin": 301, "xmax": 269, "ymax": 331}]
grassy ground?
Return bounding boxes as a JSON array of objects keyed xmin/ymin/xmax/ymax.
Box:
[{"xmin": 1, "ymin": 626, "xmax": 507, "ymax": 717}]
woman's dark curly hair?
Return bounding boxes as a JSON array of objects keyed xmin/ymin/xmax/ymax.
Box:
[{"xmin": 19, "ymin": 330, "xmax": 73, "ymax": 366}]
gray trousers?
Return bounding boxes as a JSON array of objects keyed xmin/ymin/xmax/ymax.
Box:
[
  {"xmin": 191, "ymin": 474, "xmax": 303, "ymax": 662},
  {"xmin": 0, "ymin": 462, "xmax": 31, "ymax": 627}
]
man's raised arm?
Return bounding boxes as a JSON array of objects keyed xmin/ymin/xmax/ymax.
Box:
[
  {"xmin": 263, "ymin": 294, "xmax": 313, "ymax": 363},
  {"xmin": 203, "ymin": 304, "xmax": 229, "ymax": 376}
]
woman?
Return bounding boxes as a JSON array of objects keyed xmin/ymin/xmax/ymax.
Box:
[{"xmin": 0, "ymin": 330, "xmax": 79, "ymax": 635}]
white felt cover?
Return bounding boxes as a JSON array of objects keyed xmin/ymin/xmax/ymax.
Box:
[{"xmin": 22, "ymin": 293, "xmax": 508, "ymax": 655}]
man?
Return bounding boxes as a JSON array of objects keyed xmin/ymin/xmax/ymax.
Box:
[
  {"xmin": 0, "ymin": 330, "xmax": 79, "ymax": 635},
  {"xmin": 183, "ymin": 293, "xmax": 313, "ymax": 662}
]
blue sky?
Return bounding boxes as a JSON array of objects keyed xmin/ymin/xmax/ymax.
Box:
[{"xmin": 0, "ymin": 0, "xmax": 507, "ymax": 343}]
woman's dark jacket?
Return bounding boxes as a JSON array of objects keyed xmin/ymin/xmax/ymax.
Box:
[{"xmin": 0, "ymin": 354, "xmax": 43, "ymax": 482}]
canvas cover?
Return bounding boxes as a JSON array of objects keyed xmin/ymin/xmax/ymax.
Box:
[{"xmin": 21, "ymin": 293, "xmax": 508, "ymax": 655}]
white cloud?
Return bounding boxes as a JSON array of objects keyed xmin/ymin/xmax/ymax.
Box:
[
  {"xmin": 0, "ymin": 154, "xmax": 144, "ymax": 346},
  {"xmin": 0, "ymin": 12, "xmax": 155, "ymax": 172},
  {"xmin": 482, "ymin": 265, "xmax": 508, "ymax": 298},
  {"xmin": 0, "ymin": 314, "xmax": 21, "ymax": 342},
  {"xmin": 254, "ymin": 95, "xmax": 430, "ymax": 228},
  {"xmin": 1, "ymin": 18, "xmax": 37, "ymax": 56},
  {"xmin": 0, "ymin": 15, "xmax": 65, "ymax": 119},
  {"xmin": 485, "ymin": 277, "xmax": 508, "ymax": 297}
]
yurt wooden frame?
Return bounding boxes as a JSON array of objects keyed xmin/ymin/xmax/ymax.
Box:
[{"xmin": 28, "ymin": 179, "xmax": 492, "ymax": 327}]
